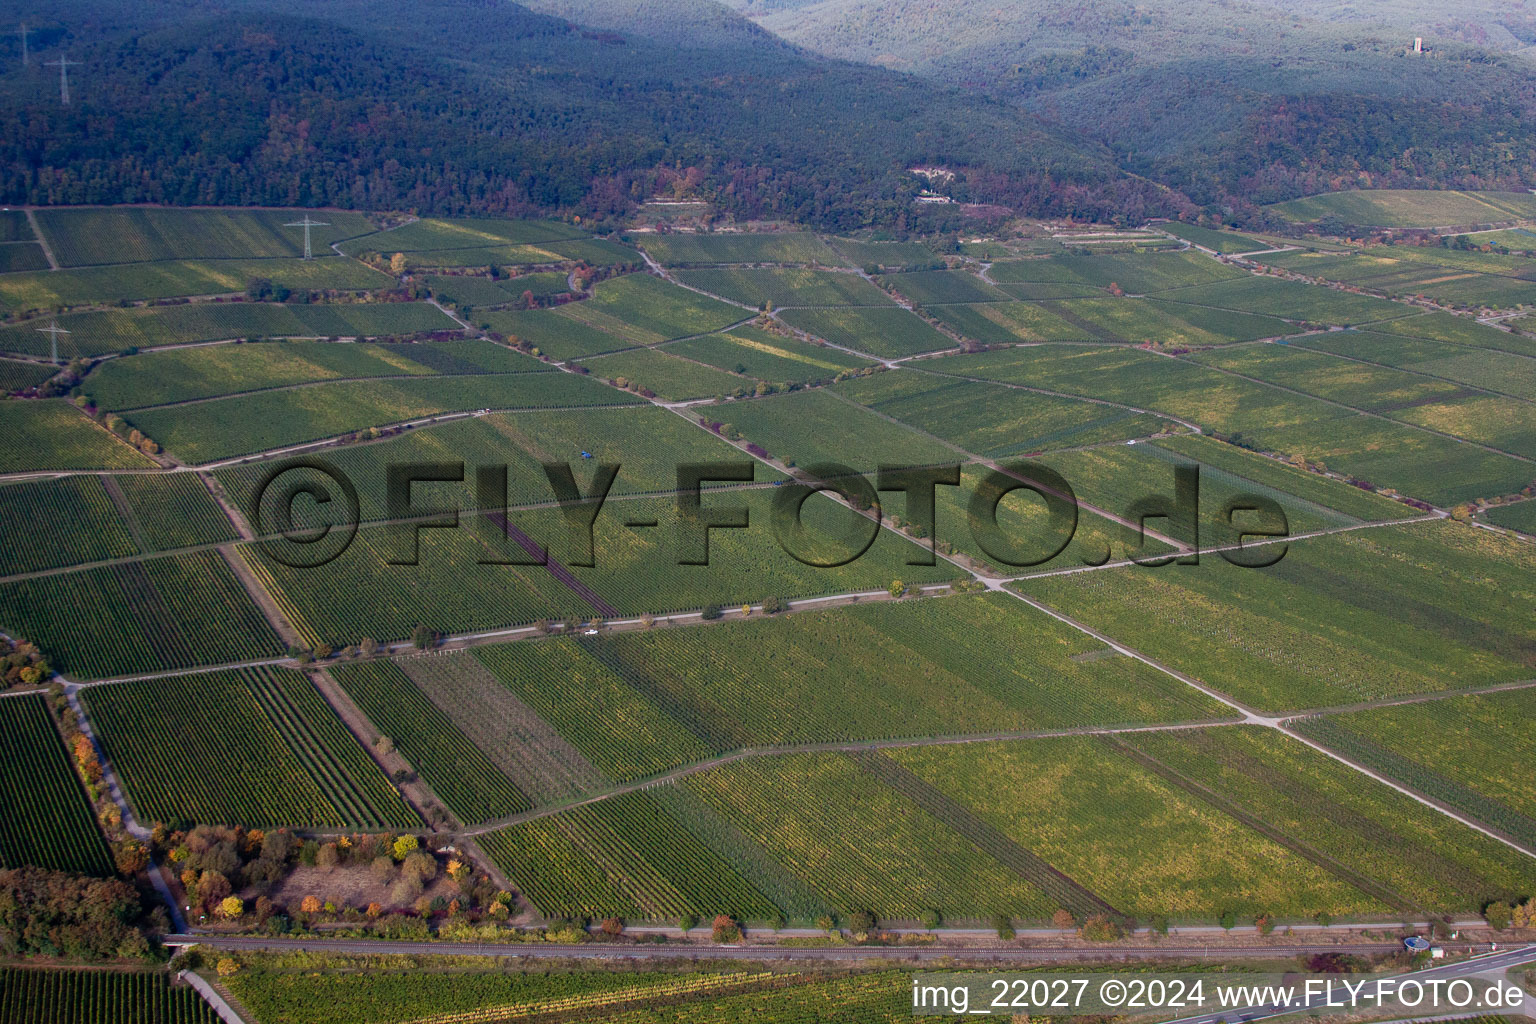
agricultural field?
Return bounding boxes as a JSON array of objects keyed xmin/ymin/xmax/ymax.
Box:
[
  {"xmin": 1294, "ymin": 687, "xmax": 1536, "ymax": 852},
  {"xmin": 1451, "ymin": 228, "xmax": 1536, "ymax": 251},
  {"xmin": 832, "ymin": 370, "xmax": 1168, "ymax": 458},
  {"xmin": 1047, "ymin": 251, "xmax": 1246, "ymax": 293},
  {"xmin": 664, "ymin": 326, "xmax": 874, "ymax": 385},
  {"xmin": 1158, "ymin": 223, "xmax": 1268, "ymax": 253},
  {"xmin": 0, "ymin": 695, "xmax": 114, "ymax": 875},
  {"xmin": 84, "ymin": 666, "xmax": 416, "ymax": 829},
  {"xmin": 479, "ymin": 307, "xmax": 631, "ymax": 360},
  {"xmin": 0, "ymin": 968, "xmax": 218, "ymax": 1024},
  {"xmin": 340, "ymin": 216, "xmax": 586, "ymax": 254},
  {"xmin": 125, "ymin": 370, "xmax": 629, "ymax": 464},
  {"xmin": 828, "ymin": 237, "xmax": 936, "ymax": 269},
  {"xmin": 557, "ymin": 273, "xmax": 743, "ymax": 345},
  {"xmin": 0, "ymin": 211, "xmax": 33, "ymax": 241},
  {"xmin": 329, "ymin": 660, "xmax": 528, "ymax": 823},
  {"xmin": 0, "ymin": 258, "xmax": 390, "ymax": 312},
  {"xmin": 0, "ymin": 475, "xmax": 138, "ymax": 576},
  {"xmin": 1187, "ymin": 343, "xmax": 1470, "ymax": 414},
  {"xmin": 0, "ymin": 303, "xmax": 364, "ymax": 360},
  {"xmin": 0, "ymin": 242, "xmax": 49, "ymax": 272},
  {"xmin": 1018, "ymin": 520, "xmax": 1536, "ymax": 711},
  {"xmin": 777, "ymin": 305, "xmax": 955, "ymax": 357},
  {"xmin": 1119, "ymin": 726, "xmax": 1536, "ymax": 915},
  {"xmin": 0, "ymin": 400, "xmax": 154, "ymax": 473},
  {"xmin": 1390, "ymin": 393, "xmax": 1536, "ymax": 460},
  {"xmin": 428, "ymin": 271, "xmax": 569, "ymax": 308},
  {"xmin": 926, "ymin": 300, "xmax": 1090, "ymax": 344},
  {"xmin": 714, "ymin": 387, "xmax": 958, "ymax": 471},
  {"xmin": 1157, "ymin": 275, "xmax": 1414, "ymax": 325},
  {"xmin": 1484, "ymin": 499, "xmax": 1536, "ymax": 534},
  {"xmin": 1362, "ymin": 310, "xmax": 1536, "ymax": 358},
  {"xmin": 636, "ymin": 231, "xmax": 840, "ymax": 266},
  {"xmin": 1266, "ymin": 189, "xmax": 1536, "ymax": 228},
  {"xmin": 224, "ymin": 957, "xmax": 910, "ymax": 1024},
  {"xmin": 880, "ymin": 269, "xmax": 1010, "ymax": 304},
  {"xmin": 1293, "ymin": 331, "xmax": 1536, "ymax": 402},
  {"xmin": 1042, "ymin": 297, "xmax": 1289, "ymax": 346},
  {"xmin": 0, "ymin": 358, "xmax": 54, "ymax": 395},
  {"xmin": 673, "ymin": 268, "xmax": 894, "ymax": 307},
  {"xmin": 577, "ymin": 346, "xmax": 750, "ymax": 401},
  {"xmin": 470, "ymin": 594, "xmax": 1225, "ymax": 782},
  {"xmin": 0, "ymin": 549, "xmax": 285, "ymax": 678},
  {"xmin": 216, "ymin": 404, "xmax": 768, "ymax": 527},
  {"xmin": 110, "ymin": 473, "xmax": 240, "ymax": 551},
  {"xmin": 32, "ymin": 208, "xmax": 377, "ymax": 265}
]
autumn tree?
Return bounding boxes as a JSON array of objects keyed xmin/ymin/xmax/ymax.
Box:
[{"xmin": 219, "ymin": 896, "xmax": 245, "ymax": 919}]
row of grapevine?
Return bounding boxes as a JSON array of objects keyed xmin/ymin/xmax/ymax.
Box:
[
  {"xmin": 84, "ymin": 666, "xmax": 415, "ymax": 829},
  {"xmin": 0, "ymin": 695, "xmax": 114, "ymax": 875},
  {"xmin": 330, "ymin": 660, "xmax": 530, "ymax": 822},
  {"xmin": 0, "ymin": 968, "xmax": 217, "ymax": 1023},
  {"xmin": 0, "ymin": 475, "xmax": 137, "ymax": 576},
  {"xmin": 0, "ymin": 549, "xmax": 285, "ymax": 678}
]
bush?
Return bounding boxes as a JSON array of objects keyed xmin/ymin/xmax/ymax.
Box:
[
  {"xmin": 992, "ymin": 913, "xmax": 1015, "ymax": 941},
  {"xmin": 700, "ymin": 604, "xmax": 723, "ymax": 620},
  {"xmin": 1485, "ymin": 902, "xmax": 1513, "ymax": 930},
  {"xmin": 848, "ymin": 910, "xmax": 876, "ymax": 933},
  {"xmin": 711, "ymin": 914, "xmax": 742, "ymax": 943},
  {"xmin": 921, "ymin": 909, "xmax": 941, "ymax": 930},
  {"xmin": 1079, "ymin": 914, "xmax": 1124, "ymax": 942}
]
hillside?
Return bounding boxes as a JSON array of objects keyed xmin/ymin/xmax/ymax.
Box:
[{"xmin": 0, "ymin": 0, "xmax": 1161, "ymax": 230}]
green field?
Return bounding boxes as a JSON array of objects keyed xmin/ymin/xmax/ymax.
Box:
[
  {"xmin": 480, "ymin": 307, "xmax": 631, "ymax": 360},
  {"xmin": 577, "ymin": 347, "xmax": 749, "ymax": 400},
  {"xmin": 664, "ymin": 327, "xmax": 874, "ymax": 385},
  {"xmin": 1267, "ymin": 189, "xmax": 1536, "ymax": 228},
  {"xmin": 828, "ymin": 237, "xmax": 937, "ymax": 268},
  {"xmin": 1044, "ymin": 297, "xmax": 1290, "ymax": 346},
  {"xmin": 85, "ymin": 666, "xmax": 416, "ymax": 829},
  {"xmin": 926, "ymin": 301, "xmax": 1090, "ymax": 344},
  {"xmin": 777, "ymin": 305, "xmax": 955, "ymax": 357},
  {"xmin": 1294, "ymin": 331, "xmax": 1536, "ymax": 402},
  {"xmin": 1360, "ymin": 311, "xmax": 1536, "ymax": 358},
  {"xmin": 0, "ymin": 968, "xmax": 218, "ymax": 1024},
  {"xmin": 469, "ymin": 594, "xmax": 1224, "ymax": 782},
  {"xmin": 0, "ymin": 549, "xmax": 284, "ymax": 679},
  {"xmin": 1158, "ymin": 223, "xmax": 1268, "ymax": 253},
  {"xmin": 833, "ymin": 370, "xmax": 1168, "ymax": 458},
  {"xmin": 0, "ymin": 258, "xmax": 390, "ymax": 312},
  {"xmin": 715, "ymin": 387, "xmax": 958, "ymax": 470},
  {"xmin": 556, "ymin": 274, "xmax": 743, "ymax": 345},
  {"xmin": 340, "ymin": 217, "xmax": 586, "ymax": 254},
  {"xmin": 1484, "ymin": 499, "xmax": 1536, "ymax": 534},
  {"xmin": 33, "ymin": 208, "xmax": 377, "ymax": 266},
  {"xmin": 0, "ymin": 476, "xmax": 138, "ymax": 576},
  {"xmin": 1187, "ymin": 343, "xmax": 1469, "ymax": 414},
  {"xmin": 0, "ymin": 358, "xmax": 54, "ymax": 395},
  {"xmin": 881, "ymin": 270, "xmax": 1009, "ymax": 304},
  {"xmin": 1046, "ymin": 251, "xmax": 1245, "ymax": 293},
  {"xmin": 0, "ymin": 695, "xmax": 114, "ymax": 875},
  {"xmin": 0, "ymin": 242, "xmax": 50, "ymax": 272},
  {"xmin": 216, "ymin": 404, "xmax": 766, "ymax": 526},
  {"xmin": 1018, "ymin": 520, "xmax": 1536, "ymax": 711},
  {"xmin": 248, "ymin": 490, "xmax": 957, "ymax": 648},
  {"xmin": 637, "ymin": 232, "xmax": 840, "ymax": 266},
  {"xmin": 125, "ymin": 370, "xmax": 630, "ymax": 464},
  {"xmin": 329, "ymin": 660, "xmax": 529, "ymax": 823},
  {"xmin": 0, "ymin": 400, "xmax": 155, "ymax": 473},
  {"xmin": 86, "ymin": 337, "xmax": 520, "ymax": 411},
  {"xmin": 673, "ymin": 268, "xmax": 893, "ymax": 307},
  {"xmin": 1120, "ymin": 726, "xmax": 1536, "ymax": 915},
  {"xmin": 1158, "ymin": 276, "xmax": 1413, "ymax": 324},
  {"xmin": 111, "ymin": 473, "xmax": 240, "ymax": 551},
  {"xmin": 890, "ymin": 735, "xmax": 1383, "ymax": 921},
  {"xmin": 1294, "ymin": 687, "xmax": 1536, "ymax": 851}
]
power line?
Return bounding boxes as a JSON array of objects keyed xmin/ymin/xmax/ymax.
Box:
[
  {"xmin": 36, "ymin": 321, "xmax": 69, "ymax": 366},
  {"xmin": 283, "ymin": 215, "xmax": 329, "ymax": 260},
  {"xmin": 19, "ymin": 23, "xmax": 29, "ymax": 66},
  {"xmin": 44, "ymin": 55, "xmax": 79, "ymax": 105}
]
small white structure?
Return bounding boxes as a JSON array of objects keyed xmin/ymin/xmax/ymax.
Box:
[{"xmin": 1414, "ymin": 37, "xmax": 1423, "ymax": 53}]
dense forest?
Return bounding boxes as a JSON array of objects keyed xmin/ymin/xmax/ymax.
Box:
[{"xmin": 0, "ymin": 0, "xmax": 1180, "ymax": 230}]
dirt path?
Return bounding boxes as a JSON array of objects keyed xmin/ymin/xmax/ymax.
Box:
[
  {"xmin": 215, "ymin": 545, "xmax": 305, "ymax": 650},
  {"xmin": 306, "ymin": 667, "xmax": 435, "ymax": 828},
  {"xmin": 99, "ymin": 475, "xmax": 151, "ymax": 551},
  {"xmin": 26, "ymin": 209, "xmax": 58, "ymax": 270}
]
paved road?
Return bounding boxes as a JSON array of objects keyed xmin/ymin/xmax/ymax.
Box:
[
  {"xmin": 166, "ymin": 934, "xmax": 1413, "ymax": 963},
  {"xmin": 1159, "ymin": 943, "xmax": 1536, "ymax": 1024}
]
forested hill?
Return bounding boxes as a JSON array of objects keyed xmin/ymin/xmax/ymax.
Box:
[{"xmin": 0, "ymin": 0, "xmax": 1180, "ymax": 229}]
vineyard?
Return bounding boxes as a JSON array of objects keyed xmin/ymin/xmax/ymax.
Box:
[
  {"xmin": 776, "ymin": 305, "xmax": 953, "ymax": 358},
  {"xmin": 1485, "ymin": 499, "xmax": 1536, "ymax": 534},
  {"xmin": 478, "ymin": 308, "xmax": 629, "ymax": 360},
  {"xmin": 1157, "ymin": 276, "xmax": 1411, "ymax": 325},
  {"xmin": 1018, "ymin": 520, "xmax": 1536, "ymax": 712},
  {"xmin": 481, "ymin": 790, "xmax": 779, "ymax": 920},
  {"xmin": 1265, "ymin": 189, "xmax": 1536, "ymax": 228},
  {"xmin": 126, "ymin": 371, "xmax": 632, "ymax": 464},
  {"xmin": 0, "ymin": 400, "xmax": 153, "ymax": 474},
  {"xmin": 880, "ymin": 270, "xmax": 1009, "ymax": 304},
  {"xmin": 927, "ymin": 300, "xmax": 1089, "ymax": 345},
  {"xmin": 0, "ymin": 549, "xmax": 285, "ymax": 678},
  {"xmin": 1046, "ymin": 297, "xmax": 1287, "ymax": 347},
  {"xmin": 0, "ymin": 475, "xmax": 138, "ymax": 576},
  {"xmin": 1361, "ymin": 311, "xmax": 1536, "ymax": 358},
  {"xmin": 570, "ymin": 273, "xmax": 743, "ymax": 343},
  {"xmin": 1188, "ymin": 344, "xmax": 1470, "ymax": 416},
  {"xmin": 638, "ymin": 231, "xmax": 840, "ymax": 266},
  {"xmin": 0, "ymin": 357, "xmax": 54, "ymax": 393},
  {"xmin": 329, "ymin": 660, "xmax": 530, "ymax": 822},
  {"xmin": 0, "ymin": 967, "xmax": 218, "ymax": 1024},
  {"xmin": 673, "ymin": 268, "xmax": 894, "ymax": 308},
  {"xmin": 33, "ymin": 207, "xmax": 377, "ymax": 266},
  {"xmin": 717, "ymin": 388, "xmax": 956, "ymax": 471},
  {"xmin": 665, "ymin": 328, "xmax": 873, "ymax": 386},
  {"xmin": 1298, "ymin": 332, "xmax": 1536, "ymax": 403},
  {"xmin": 109, "ymin": 473, "xmax": 240, "ymax": 551},
  {"xmin": 0, "ymin": 695, "xmax": 114, "ymax": 875},
  {"xmin": 577, "ymin": 347, "xmax": 749, "ymax": 401},
  {"xmin": 889, "ymin": 736, "xmax": 1383, "ymax": 921},
  {"xmin": 0, "ymin": 258, "xmax": 390, "ymax": 313},
  {"xmin": 1119, "ymin": 726, "xmax": 1536, "ymax": 915},
  {"xmin": 84, "ymin": 666, "xmax": 416, "ymax": 829}
]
